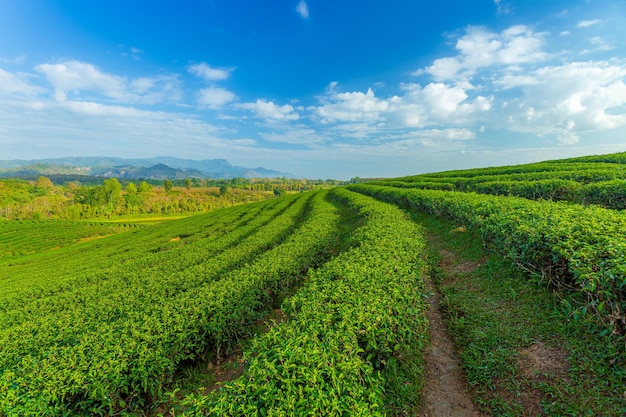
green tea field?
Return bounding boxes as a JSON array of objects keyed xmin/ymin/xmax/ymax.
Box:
[{"xmin": 1, "ymin": 153, "xmax": 625, "ymax": 416}]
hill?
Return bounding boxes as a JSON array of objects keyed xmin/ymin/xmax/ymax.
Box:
[
  {"xmin": 0, "ymin": 156, "xmax": 293, "ymax": 180},
  {"xmin": 0, "ymin": 151, "xmax": 624, "ymax": 416}
]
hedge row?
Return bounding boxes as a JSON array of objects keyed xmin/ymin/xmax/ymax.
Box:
[
  {"xmin": 178, "ymin": 187, "xmax": 429, "ymax": 416},
  {"xmin": 0, "ymin": 191, "xmax": 341, "ymax": 416},
  {"xmin": 349, "ymin": 184, "xmax": 626, "ymax": 337}
]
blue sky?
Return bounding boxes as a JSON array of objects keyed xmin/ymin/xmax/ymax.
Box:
[{"xmin": 1, "ymin": 0, "xmax": 626, "ymax": 179}]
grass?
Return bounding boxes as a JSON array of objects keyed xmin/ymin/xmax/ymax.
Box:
[
  {"xmin": 94, "ymin": 214, "xmax": 194, "ymax": 223},
  {"xmin": 412, "ymin": 211, "xmax": 626, "ymax": 416}
]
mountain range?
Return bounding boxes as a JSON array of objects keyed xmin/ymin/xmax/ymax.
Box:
[{"xmin": 0, "ymin": 157, "xmax": 293, "ymax": 180}]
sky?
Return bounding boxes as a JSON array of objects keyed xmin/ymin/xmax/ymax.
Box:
[{"xmin": 1, "ymin": 0, "xmax": 626, "ymax": 179}]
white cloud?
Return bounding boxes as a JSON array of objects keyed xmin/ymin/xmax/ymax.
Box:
[
  {"xmin": 122, "ymin": 47, "xmax": 144, "ymax": 60},
  {"xmin": 0, "ymin": 68, "xmax": 44, "ymax": 97},
  {"xmin": 496, "ymin": 61, "xmax": 626, "ymax": 142},
  {"xmin": 582, "ymin": 36, "xmax": 613, "ymax": 54},
  {"xmin": 417, "ymin": 128, "xmax": 476, "ymax": 141},
  {"xmin": 188, "ymin": 62, "xmax": 234, "ymax": 81},
  {"xmin": 388, "ymin": 83, "xmax": 492, "ymax": 127},
  {"xmin": 308, "ymin": 81, "xmax": 491, "ymax": 134},
  {"xmin": 296, "ymin": 0, "xmax": 309, "ymax": 19},
  {"xmin": 410, "ymin": 23, "xmax": 626, "ymax": 148},
  {"xmin": 130, "ymin": 77, "xmax": 155, "ymax": 93},
  {"xmin": 61, "ymin": 100, "xmax": 156, "ymax": 117},
  {"xmin": 34, "ymin": 61, "xmax": 179, "ymax": 104},
  {"xmin": 577, "ymin": 19, "xmax": 600, "ymax": 28},
  {"xmin": 36, "ymin": 61, "xmax": 126, "ymax": 101},
  {"xmin": 197, "ymin": 86, "xmax": 237, "ymax": 108},
  {"xmin": 239, "ymin": 99, "xmax": 300, "ymax": 120},
  {"xmin": 422, "ymin": 25, "xmax": 547, "ymax": 81},
  {"xmin": 315, "ymin": 87, "xmax": 389, "ymax": 123}
]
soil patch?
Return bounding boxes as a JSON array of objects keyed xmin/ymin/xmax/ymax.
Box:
[
  {"xmin": 203, "ymin": 351, "xmax": 245, "ymax": 394},
  {"xmin": 513, "ymin": 341, "xmax": 570, "ymax": 415},
  {"xmin": 437, "ymin": 248, "xmax": 480, "ymax": 285},
  {"xmin": 518, "ymin": 341, "xmax": 569, "ymax": 380},
  {"xmin": 420, "ymin": 277, "xmax": 487, "ymax": 417}
]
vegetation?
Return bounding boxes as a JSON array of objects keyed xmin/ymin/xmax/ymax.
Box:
[
  {"xmin": 0, "ymin": 176, "xmax": 339, "ymax": 220},
  {"xmin": 417, "ymin": 212, "xmax": 625, "ymax": 415},
  {"xmin": 179, "ymin": 188, "xmax": 428, "ymax": 416},
  {"xmin": 1, "ymin": 152, "xmax": 625, "ymax": 416},
  {"xmin": 0, "ymin": 219, "xmax": 141, "ymax": 259},
  {"xmin": 348, "ymin": 183, "xmax": 626, "ymax": 336},
  {"xmin": 367, "ymin": 152, "xmax": 626, "ymax": 210}
]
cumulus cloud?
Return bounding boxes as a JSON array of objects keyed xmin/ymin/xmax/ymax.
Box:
[
  {"xmin": 34, "ymin": 61, "xmax": 180, "ymax": 104},
  {"xmin": 387, "ymin": 83, "xmax": 492, "ymax": 127},
  {"xmin": 496, "ymin": 61, "xmax": 626, "ymax": 143},
  {"xmin": 197, "ymin": 86, "xmax": 237, "ymax": 108},
  {"xmin": 315, "ymin": 87, "xmax": 389, "ymax": 123},
  {"xmin": 296, "ymin": 0, "xmax": 309, "ymax": 19},
  {"xmin": 411, "ymin": 23, "xmax": 626, "ymax": 147},
  {"xmin": 421, "ymin": 25, "xmax": 547, "ymax": 81},
  {"xmin": 36, "ymin": 61, "xmax": 125, "ymax": 101},
  {"xmin": 188, "ymin": 62, "xmax": 234, "ymax": 81},
  {"xmin": 239, "ymin": 99, "xmax": 300, "ymax": 120},
  {"xmin": 308, "ymin": 80, "xmax": 492, "ymax": 135},
  {"xmin": 577, "ymin": 19, "xmax": 600, "ymax": 28}
]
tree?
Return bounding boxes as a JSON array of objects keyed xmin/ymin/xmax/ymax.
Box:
[
  {"xmin": 163, "ymin": 179, "xmax": 173, "ymax": 193},
  {"xmin": 138, "ymin": 181, "xmax": 152, "ymax": 193},
  {"xmin": 273, "ymin": 188, "xmax": 286, "ymax": 197},
  {"xmin": 185, "ymin": 179, "xmax": 192, "ymax": 190},
  {"xmin": 125, "ymin": 182, "xmax": 137, "ymax": 194},
  {"xmin": 123, "ymin": 182, "xmax": 141, "ymax": 212},
  {"xmin": 103, "ymin": 178, "xmax": 122, "ymax": 208},
  {"xmin": 219, "ymin": 185, "xmax": 231, "ymax": 196},
  {"xmin": 36, "ymin": 176, "xmax": 54, "ymax": 189},
  {"xmin": 31, "ymin": 176, "xmax": 54, "ymax": 196}
]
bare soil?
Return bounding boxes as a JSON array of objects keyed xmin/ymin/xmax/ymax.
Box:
[
  {"xmin": 419, "ymin": 251, "xmax": 487, "ymax": 417},
  {"xmin": 203, "ymin": 350, "xmax": 246, "ymax": 395},
  {"xmin": 421, "ymin": 230, "xmax": 571, "ymax": 417},
  {"xmin": 513, "ymin": 341, "xmax": 570, "ymax": 416}
]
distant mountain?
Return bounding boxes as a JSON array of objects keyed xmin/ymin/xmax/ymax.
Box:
[{"xmin": 0, "ymin": 157, "xmax": 293, "ymax": 180}]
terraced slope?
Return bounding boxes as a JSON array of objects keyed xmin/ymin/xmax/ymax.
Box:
[
  {"xmin": 370, "ymin": 151, "xmax": 626, "ymax": 209},
  {"xmin": 0, "ymin": 189, "xmax": 430, "ymax": 416},
  {"xmin": 2, "ymin": 152, "xmax": 625, "ymax": 416},
  {"xmin": 0, "ymin": 220, "xmax": 141, "ymax": 259}
]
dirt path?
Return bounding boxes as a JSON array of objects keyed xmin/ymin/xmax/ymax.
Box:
[{"xmin": 419, "ymin": 250, "xmax": 487, "ymax": 417}]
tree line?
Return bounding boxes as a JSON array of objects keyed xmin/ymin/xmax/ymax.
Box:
[{"xmin": 0, "ymin": 176, "xmax": 341, "ymax": 220}]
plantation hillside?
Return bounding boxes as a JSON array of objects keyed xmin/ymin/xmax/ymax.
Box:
[{"xmin": 1, "ymin": 152, "xmax": 625, "ymax": 416}]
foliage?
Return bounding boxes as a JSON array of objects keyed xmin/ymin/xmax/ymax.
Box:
[
  {"xmin": 0, "ymin": 177, "xmax": 272, "ymax": 220},
  {"xmin": 179, "ymin": 188, "xmax": 428, "ymax": 416},
  {"xmin": 380, "ymin": 156, "xmax": 626, "ymax": 210},
  {"xmin": 0, "ymin": 219, "xmax": 140, "ymax": 259},
  {"xmin": 417, "ymin": 212, "xmax": 625, "ymax": 416},
  {"xmin": 349, "ymin": 184, "xmax": 626, "ymax": 339},
  {"xmin": 0, "ymin": 191, "xmax": 345, "ymax": 415}
]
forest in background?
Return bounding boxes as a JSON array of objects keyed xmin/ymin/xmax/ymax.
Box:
[{"xmin": 0, "ymin": 175, "xmax": 344, "ymax": 220}]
